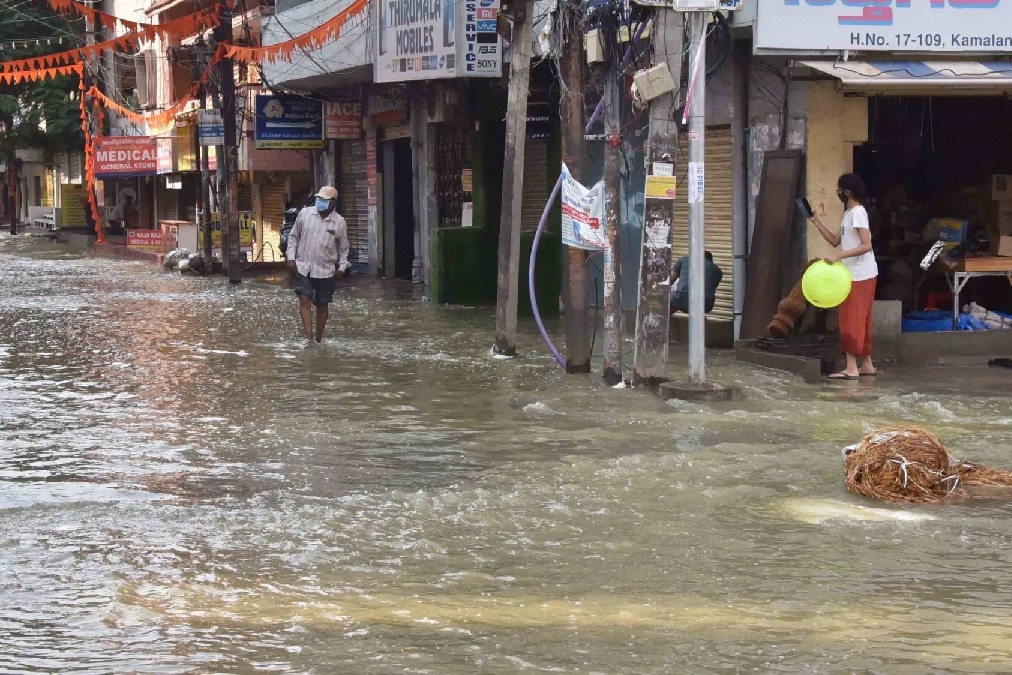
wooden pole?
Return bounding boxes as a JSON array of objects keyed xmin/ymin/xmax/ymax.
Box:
[
  {"xmin": 601, "ymin": 72, "xmax": 623, "ymax": 385},
  {"xmin": 493, "ymin": 0, "xmax": 534, "ymax": 356},
  {"xmin": 560, "ymin": 0, "xmax": 590, "ymax": 373},
  {"xmin": 631, "ymin": 9, "xmax": 684, "ymax": 387},
  {"xmin": 196, "ymin": 38, "xmax": 213, "ymax": 271}
]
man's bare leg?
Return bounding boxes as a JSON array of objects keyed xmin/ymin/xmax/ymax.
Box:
[
  {"xmin": 298, "ymin": 294, "xmax": 314, "ymax": 341},
  {"xmin": 315, "ymin": 304, "xmax": 329, "ymax": 342}
]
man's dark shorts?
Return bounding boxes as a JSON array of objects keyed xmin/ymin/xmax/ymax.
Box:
[{"xmin": 294, "ymin": 271, "xmax": 337, "ymax": 305}]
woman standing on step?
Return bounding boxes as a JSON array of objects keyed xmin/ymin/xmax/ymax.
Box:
[{"xmin": 807, "ymin": 173, "xmax": 879, "ymax": 380}]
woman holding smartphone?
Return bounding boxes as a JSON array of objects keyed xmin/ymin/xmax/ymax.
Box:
[{"xmin": 807, "ymin": 173, "xmax": 879, "ymax": 380}]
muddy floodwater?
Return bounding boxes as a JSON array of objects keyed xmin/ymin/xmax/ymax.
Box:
[{"xmin": 3, "ymin": 234, "xmax": 1012, "ymax": 673}]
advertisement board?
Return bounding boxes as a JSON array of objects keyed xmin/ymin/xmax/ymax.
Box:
[
  {"xmin": 375, "ymin": 0, "xmax": 502, "ymax": 82},
  {"xmin": 59, "ymin": 184, "xmax": 87, "ymax": 227},
  {"xmin": 560, "ymin": 163, "xmax": 607, "ymax": 251},
  {"xmin": 254, "ymin": 95, "xmax": 325, "ymax": 150},
  {"xmin": 199, "ymin": 109, "xmax": 224, "ymax": 146},
  {"xmin": 197, "ymin": 212, "xmax": 254, "ymax": 252},
  {"xmin": 325, "ymin": 101, "xmax": 364, "ymax": 139},
  {"xmin": 93, "ymin": 136, "xmax": 158, "ymax": 178},
  {"xmin": 758, "ymin": 1, "xmax": 1012, "ymax": 53}
]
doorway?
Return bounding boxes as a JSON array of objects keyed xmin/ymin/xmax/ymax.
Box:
[{"xmin": 383, "ymin": 137, "xmax": 415, "ymax": 280}]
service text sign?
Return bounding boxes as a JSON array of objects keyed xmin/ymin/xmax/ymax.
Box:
[
  {"xmin": 375, "ymin": 0, "xmax": 502, "ymax": 82},
  {"xmin": 757, "ymin": 1, "xmax": 1012, "ymax": 53}
]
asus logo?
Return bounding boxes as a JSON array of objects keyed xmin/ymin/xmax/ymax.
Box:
[{"xmin": 478, "ymin": 45, "xmax": 495, "ymax": 53}]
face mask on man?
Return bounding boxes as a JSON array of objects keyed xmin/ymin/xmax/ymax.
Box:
[{"xmin": 316, "ymin": 197, "xmax": 332, "ymax": 213}]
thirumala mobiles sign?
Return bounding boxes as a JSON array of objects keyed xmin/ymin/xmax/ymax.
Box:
[
  {"xmin": 757, "ymin": 1, "xmax": 1012, "ymax": 53},
  {"xmin": 375, "ymin": 0, "xmax": 502, "ymax": 82}
]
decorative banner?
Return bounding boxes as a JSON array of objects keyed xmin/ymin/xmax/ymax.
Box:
[
  {"xmin": 560, "ymin": 163, "xmax": 607, "ymax": 251},
  {"xmin": 0, "ymin": 64, "xmax": 80, "ymax": 84},
  {"xmin": 225, "ymin": 0, "xmax": 369, "ymax": 64},
  {"xmin": 324, "ymin": 101, "xmax": 363, "ymax": 140},
  {"xmin": 93, "ymin": 136, "xmax": 159, "ymax": 178},
  {"xmin": 42, "ymin": 1, "xmax": 219, "ymax": 46},
  {"xmin": 254, "ymin": 94, "xmax": 325, "ymax": 149}
]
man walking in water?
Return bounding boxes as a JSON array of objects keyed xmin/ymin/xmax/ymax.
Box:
[{"xmin": 286, "ymin": 186, "xmax": 350, "ymax": 347}]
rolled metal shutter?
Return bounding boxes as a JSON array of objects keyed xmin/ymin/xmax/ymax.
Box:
[
  {"xmin": 673, "ymin": 126, "xmax": 734, "ymax": 321},
  {"xmin": 339, "ymin": 140, "xmax": 369, "ymax": 265},
  {"xmin": 259, "ymin": 183, "xmax": 286, "ymax": 262},
  {"xmin": 520, "ymin": 139, "xmax": 550, "ymax": 235}
]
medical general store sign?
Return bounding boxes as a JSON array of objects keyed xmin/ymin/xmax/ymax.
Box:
[
  {"xmin": 757, "ymin": 1, "xmax": 1012, "ymax": 53},
  {"xmin": 93, "ymin": 136, "xmax": 158, "ymax": 178}
]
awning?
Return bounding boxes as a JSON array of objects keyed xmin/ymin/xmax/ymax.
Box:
[{"xmin": 800, "ymin": 61, "xmax": 1012, "ymax": 96}]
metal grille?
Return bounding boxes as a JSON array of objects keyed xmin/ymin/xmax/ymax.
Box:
[
  {"xmin": 436, "ymin": 120, "xmax": 471, "ymax": 227},
  {"xmin": 520, "ymin": 139, "xmax": 550, "ymax": 235},
  {"xmin": 339, "ymin": 140, "xmax": 369, "ymax": 264},
  {"xmin": 673, "ymin": 127, "xmax": 734, "ymax": 321}
]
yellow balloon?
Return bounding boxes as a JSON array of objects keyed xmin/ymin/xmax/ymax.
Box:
[{"xmin": 802, "ymin": 260, "xmax": 853, "ymax": 309}]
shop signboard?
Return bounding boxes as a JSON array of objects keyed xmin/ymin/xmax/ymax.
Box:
[
  {"xmin": 254, "ymin": 95, "xmax": 325, "ymax": 150},
  {"xmin": 370, "ymin": 87, "xmax": 409, "ymax": 127},
  {"xmin": 374, "ymin": 0, "xmax": 502, "ymax": 82},
  {"xmin": 126, "ymin": 229, "xmax": 165, "ymax": 252},
  {"xmin": 758, "ymin": 1, "xmax": 1012, "ymax": 53},
  {"xmin": 93, "ymin": 136, "xmax": 158, "ymax": 178},
  {"xmin": 366, "ymin": 138, "xmax": 377, "ymax": 207},
  {"xmin": 197, "ymin": 212, "xmax": 254, "ymax": 251},
  {"xmin": 199, "ymin": 109, "xmax": 224, "ymax": 146},
  {"xmin": 325, "ymin": 102, "xmax": 364, "ymax": 139},
  {"xmin": 156, "ymin": 136, "xmax": 176, "ymax": 175},
  {"xmin": 59, "ymin": 184, "xmax": 87, "ymax": 227}
]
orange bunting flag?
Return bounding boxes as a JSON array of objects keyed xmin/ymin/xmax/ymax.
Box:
[
  {"xmin": 41, "ymin": 0, "xmax": 220, "ymax": 42},
  {"xmin": 224, "ymin": 0, "xmax": 368, "ymax": 63}
]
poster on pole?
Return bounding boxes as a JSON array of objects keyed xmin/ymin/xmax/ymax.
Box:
[{"xmin": 560, "ymin": 163, "xmax": 607, "ymax": 251}]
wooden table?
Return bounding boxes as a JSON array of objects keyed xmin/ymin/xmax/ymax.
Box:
[{"xmin": 946, "ymin": 257, "xmax": 1012, "ymax": 329}]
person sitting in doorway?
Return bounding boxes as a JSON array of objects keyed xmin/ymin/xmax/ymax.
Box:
[{"xmin": 670, "ymin": 251, "xmax": 723, "ymax": 315}]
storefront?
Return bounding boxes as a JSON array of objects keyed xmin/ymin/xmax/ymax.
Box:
[
  {"xmin": 92, "ymin": 135, "xmax": 158, "ymax": 239},
  {"xmin": 752, "ymin": 0, "xmax": 1012, "ymax": 336}
]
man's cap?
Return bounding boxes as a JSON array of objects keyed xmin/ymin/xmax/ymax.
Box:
[{"xmin": 315, "ymin": 186, "xmax": 338, "ymax": 201}]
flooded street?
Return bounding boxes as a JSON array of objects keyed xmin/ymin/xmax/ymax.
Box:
[{"xmin": 4, "ymin": 234, "xmax": 1012, "ymax": 673}]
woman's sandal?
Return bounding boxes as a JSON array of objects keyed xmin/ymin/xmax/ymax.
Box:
[{"xmin": 828, "ymin": 372, "xmax": 860, "ymax": 381}]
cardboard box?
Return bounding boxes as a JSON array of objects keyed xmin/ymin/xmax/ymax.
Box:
[
  {"xmin": 993, "ymin": 174, "xmax": 1012, "ymax": 201},
  {"xmin": 999, "ymin": 236, "xmax": 1012, "ymax": 257},
  {"xmin": 926, "ymin": 218, "xmax": 967, "ymax": 249}
]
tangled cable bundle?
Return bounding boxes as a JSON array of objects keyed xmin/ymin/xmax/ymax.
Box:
[{"xmin": 843, "ymin": 426, "xmax": 1012, "ymax": 504}]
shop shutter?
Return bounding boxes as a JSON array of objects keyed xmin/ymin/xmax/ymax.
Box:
[
  {"xmin": 69, "ymin": 153, "xmax": 82, "ymax": 184},
  {"xmin": 672, "ymin": 126, "xmax": 735, "ymax": 322},
  {"xmin": 520, "ymin": 139, "xmax": 550, "ymax": 235},
  {"xmin": 339, "ymin": 140, "xmax": 369, "ymax": 265},
  {"xmin": 259, "ymin": 182, "xmax": 286, "ymax": 262}
]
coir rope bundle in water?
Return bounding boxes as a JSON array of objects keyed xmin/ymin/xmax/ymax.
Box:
[{"xmin": 843, "ymin": 426, "xmax": 1012, "ymax": 505}]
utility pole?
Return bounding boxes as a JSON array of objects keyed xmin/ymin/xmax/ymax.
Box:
[
  {"xmin": 600, "ymin": 71, "xmax": 622, "ymax": 385},
  {"xmin": 632, "ymin": 9, "xmax": 683, "ymax": 388},
  {"xmin": 685, "ymin": 12, "xmax": 707, "ymax": 383},
  {"xmin": 560, "ymin": 0, "xmax": 590, "ymax": 373},
  {"xmin": 196, "ymin": 37, "xmax": 213, "ymax": 271},
  {"xmin": 215, "ymin": 5, "xmax": 241, "ymax": 284},
  {"xmin": 493, "ymin": 0, "xmax": 534, "ymax": 356}
]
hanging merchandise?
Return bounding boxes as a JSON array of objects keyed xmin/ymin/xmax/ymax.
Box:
[{"xmin": 224, "ymin": 0, "xmax": 368, "ymax": 63}]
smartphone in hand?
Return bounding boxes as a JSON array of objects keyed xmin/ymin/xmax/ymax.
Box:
[{"xmin": 796, "ymin": 197, "xmax": 814, "ymax": 219}]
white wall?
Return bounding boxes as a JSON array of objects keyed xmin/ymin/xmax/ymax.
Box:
[{"xmin": 261, "ymin": 0, "xmax": 373, "ymax": 89}]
